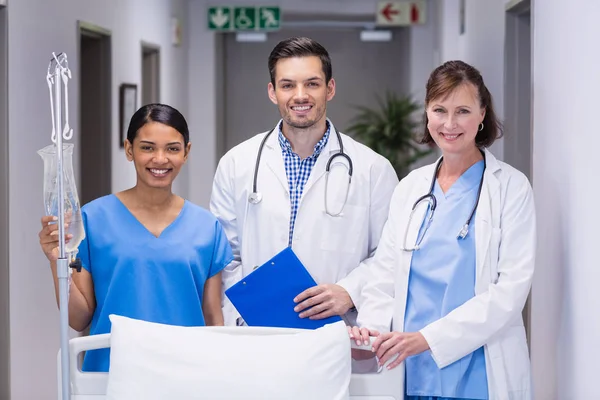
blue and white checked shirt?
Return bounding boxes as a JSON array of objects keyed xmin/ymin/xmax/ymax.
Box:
[{"xmin": 278, "ymin": 122, "xmax": 331, "ymax": 246}]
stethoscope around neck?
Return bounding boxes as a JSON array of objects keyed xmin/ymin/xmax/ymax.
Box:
[
  {"xmin": 247, "ymin": 125, "xmax": 354, "ymax": 217},
  {"xmin": 401, "ymin": 150, "xmax": 486, "ymax": 252}
]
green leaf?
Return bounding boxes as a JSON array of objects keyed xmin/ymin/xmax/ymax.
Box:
[{"xmin": 345, "ymin": 91, "xmax": 433, "ymax": 179}]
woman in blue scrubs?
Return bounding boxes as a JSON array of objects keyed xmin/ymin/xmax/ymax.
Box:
[
  {"xmin": 350, "ymin": 61, "xmax": 536, "ymax": 399},
  {"xmin": 39, "ymin": 103, "xmax": 234, "ymax": 372}
]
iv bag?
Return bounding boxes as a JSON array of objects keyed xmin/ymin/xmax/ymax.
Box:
[{"xmin": 37, "ymin": 143, "xmax": 85, "ymax": 257}]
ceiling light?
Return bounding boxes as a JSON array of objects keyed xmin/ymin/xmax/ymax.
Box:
[
  {"xmin": 236, "ymin": 32, "xmax": 267, "ymax": 42},
  {"xmin": 360, "ymin": 30, "xmax": 392, "ymax": 42}
]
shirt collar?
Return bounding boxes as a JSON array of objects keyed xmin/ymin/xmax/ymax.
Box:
[{"xmin": 278, "ymin": 121, "xmax": 331, "ymax": 159}]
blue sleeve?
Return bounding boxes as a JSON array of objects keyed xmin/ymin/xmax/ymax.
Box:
[
  {"xmin": 209, "ymin": 220, "xmax": 234, "ymax": 278},
  {"xmin": 79, "ymin": 210, "xmax": 92, "ymax": 273}
]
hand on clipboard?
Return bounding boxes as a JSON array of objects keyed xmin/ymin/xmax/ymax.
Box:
[
  {"xmin": 224, "ymin": 247, "xmax": 343, "ymax": 329},
  {"xmin": 293, "ymin": 283, "xmax": 354, "ymax": 320}
]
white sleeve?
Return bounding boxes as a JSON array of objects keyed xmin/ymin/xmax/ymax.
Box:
[
  {"xmin": 354, "ymin": 183, "xmax": 405, "ymax": 334},
  {"xmin": 336, "ymin": 157, "xmax": 398, "ymax": 308},
  {"xmin": 209, "ymin": 155, "xmax": 243, "ymax": 326}
]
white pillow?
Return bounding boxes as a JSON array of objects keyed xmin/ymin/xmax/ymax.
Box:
[{"xmin": 106, "ymin": 315, "xmax": 351, "ymax": 400}]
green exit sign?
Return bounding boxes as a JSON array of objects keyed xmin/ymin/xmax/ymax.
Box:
[{"xmin": 208, "ymin": 6, "xmax": 281, "ymax": 31}]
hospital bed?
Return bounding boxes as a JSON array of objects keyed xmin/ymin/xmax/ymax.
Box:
[{"xmin": 58, "ymin": 326, "xmax": 403, "ymax": 400}]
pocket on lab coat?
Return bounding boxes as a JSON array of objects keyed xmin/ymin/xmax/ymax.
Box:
[
  {"xmin": 320, "ymin": 204, "xmax": 368, "ymax": 254},
  {"xmin": 488, "ymin": 227, "xmax": 502, "ymax": 283},
  {"xmin": 498, "ymin": 325, "xmax": 531, "ymax": 392}
]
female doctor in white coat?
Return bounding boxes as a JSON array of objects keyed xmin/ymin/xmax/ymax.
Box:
[{"xmin": 350, "ymin": 60, "xmax": 536, "ymax": 399}]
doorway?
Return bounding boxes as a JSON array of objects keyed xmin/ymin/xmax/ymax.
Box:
[
  {"xmin": 0, "ymin": 4, "xmax": 9, "ymax": 398},
  {"xmin": 504, "ymin": 0, "xmax": 532, "ymax": 343},
  {"xmin": 141, "ymin": 44, "xmax": 160, "ymax": 105},
  {"xmin": 78, "ymin": 22, "xmax": 112, "ymax": 206},
  {"xmin": 504, "ymin": 0, "xmax": 532, "ymax": 179}
]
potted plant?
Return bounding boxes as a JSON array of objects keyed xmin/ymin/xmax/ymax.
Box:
[{"xmin": 345, "ymin": 91, "xmax": 433, "ymax": 179}]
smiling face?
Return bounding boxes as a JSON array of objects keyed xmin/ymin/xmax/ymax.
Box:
[
  {"xmin": 426, "ymin": 83, "xmax": 486, "ymax": 157},
  {"xmin": 267, "ymin": 56, "xmax": 335, "ymax": 130},
  {"xmin": 124, "ymin": 121, "xmax": 191, "ymax": 190}
]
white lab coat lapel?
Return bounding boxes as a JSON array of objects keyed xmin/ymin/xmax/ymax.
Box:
[
  {"xmin": 241, "ymin": 123, "xmax": 289, "ymax": 271},
  {"xmin": 474, "ymin": 149, "xmax": 501, "ymax": 289},
  {"xmin": 391, "ymin": 163, "xmax": 437, "ymax": 333},
  {"xmin": 301, "ymin": 120, "xmax": 340, "ymax": 197},
  {"xmin": 399, "ymin": 163, "xmax": 438, "ymax": 274},
  {"xmin": 263, "ymin": 122, "xmax": 289, "ymax": 194}
]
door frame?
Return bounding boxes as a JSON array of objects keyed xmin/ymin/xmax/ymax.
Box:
[
  {"xmin": 77, "ymin": 21, "xmax": 112, "ymax": 204},
  {"xmin": 504, "ymin": 0, "xmax": 532, "ymax": 345},
  {"xmin": 215, "ymin": 33, "xmax": 226, "ymax": 164},
  {"xmin": 141, "ymin": 41, "xmax": 161, "ymax": 105},
  {"xmin": 0, "ymin": 4, "xmax": 10, "ymax": 399},
  {"xmin": 504, "ymin": 0, "xmax": 532, "ymax": 179}
]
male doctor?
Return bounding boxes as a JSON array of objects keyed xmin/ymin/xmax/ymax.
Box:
[{"xmin": 210, "ymin": 36, "xmax": 398, "ymax": 326}]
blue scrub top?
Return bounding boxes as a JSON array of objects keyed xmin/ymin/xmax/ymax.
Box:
[
  {"xmin": 404, "ymin": 160, "xmax": 488, "ymax": 400},
  {"xmin": 78, "ymin": 194, "xmax": 234, "ymax": 372}
]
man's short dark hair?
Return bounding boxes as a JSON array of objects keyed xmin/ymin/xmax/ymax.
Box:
[{"xmin": 268, "ymin": 37, "xmax": 332, "ymax": 87}]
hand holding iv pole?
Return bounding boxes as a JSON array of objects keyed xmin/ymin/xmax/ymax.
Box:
[
  {"xmin": 37, "ymin": 52, "xmax": 86, "ymax": 400},
  {"xmin": 39, "ymin": 53, "xmax": 85, "ymax": 267}
]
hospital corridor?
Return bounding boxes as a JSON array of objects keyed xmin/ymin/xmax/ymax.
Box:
[{"xmin": 0, "ymin": 0, "xmax": 597, "ymax": 399}]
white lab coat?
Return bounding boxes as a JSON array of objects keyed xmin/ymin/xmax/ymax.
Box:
[
  {"xmin": 210, "ymin": 120, "xmax": 399, "ymax": 325},
  {"xmin": 358, "ymin": 149, "xmax": 535, "ymax": 399}
]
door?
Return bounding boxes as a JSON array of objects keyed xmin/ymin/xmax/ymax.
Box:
[
  {"xmin": 79, "ymin": 22, "xmax": 112, "ymax": 206},
  {"xmin": 504, "ymin": 1, "xmax": 532, "ymax": 180},
  {"xmin": 504, "ymin": 0, "xmax": 532, "ymax": 344},
  {"xmin": 142, "ymin": 43, "xmax": 160, "ymax": 105}
]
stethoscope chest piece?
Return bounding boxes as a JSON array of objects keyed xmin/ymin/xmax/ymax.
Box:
[{"xmin": 248, "ymin": 192, "xmax": 262, "ymax": 204}]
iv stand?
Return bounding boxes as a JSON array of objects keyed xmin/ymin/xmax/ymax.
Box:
[{"xmin": 47, "ymin": 52, "xmax": 73, "ymax": 400}]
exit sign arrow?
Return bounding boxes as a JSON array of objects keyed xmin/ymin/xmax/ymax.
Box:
[
  {"xmin": 376, "ymin": 1, "xmax": 426, "ymax": 26},
  {"xmin": 210, "ymin": 7, "xmax": 230, "ymax": 29},
  {"xmin": 381, "ymin": 3, "xmax": 400, "ymax": 22}
]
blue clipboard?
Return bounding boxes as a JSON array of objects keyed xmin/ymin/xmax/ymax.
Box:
[{"xmin": 225, "ymin": 247, "xmax": 343, "ymax": 329}]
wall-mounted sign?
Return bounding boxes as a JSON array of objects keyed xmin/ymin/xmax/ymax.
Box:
[
  {"xmin": 208, "ymin": 6, "xmax": 281, "ymax": 31},
  {"xmin": 376, "ymin": 1, "xmax": 426, "ymax": 26},
  {"xmin": 172, "ymin": 17, "xmax": 183, "ymax": 47}
]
